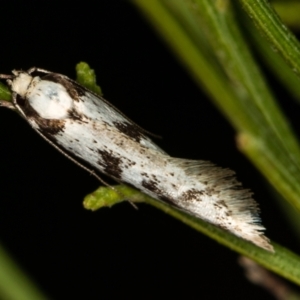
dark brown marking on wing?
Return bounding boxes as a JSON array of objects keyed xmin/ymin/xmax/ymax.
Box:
[
  {"xmin": 181, "ymin": 189, "xmax": 204, "ymax": 201},
  {"xmin": 97, "ymin": 149, "xmax": 123, "ymax": 179},
  {"xmin": 122, "ymin": 159, "xmax": 136, "ymax": 169},
  {"xmin": 141, "ymin": 179, "xmax": 175, "ymax": 205},
  {"xmin": 113, "ymin": 121, "xmax": 143, "ymax": 143},
  {"xmin": 214, "ymin": 200, "xmax": 232, "ymax": 217},
  {"xmin": 37, "ymin": 118, "xmax": 66, "ymax": 135},
  {"xmin": 17, "ymin": 97, "xmax": 66, "ymax": 135},
  {"xmin": 217, "ymin": 200, "xmax": 228, "ymax": 208},
  {"xmin": 205, "ymin": 187, "xmax": 214, "ymax": 197},
  {"xmin": 67, "ymin": 107, "xmax": 88, "ymax": 123}
]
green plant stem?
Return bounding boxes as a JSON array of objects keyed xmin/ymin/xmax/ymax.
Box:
[
  {"xmin": 238, "ymin": 0, "xmax": 300, "ymax": 76},
  {"xmin": 84, "ymin": 185, "xmax": 300, "ymax": 286},
  {"xmin": 188, "ymin": 0, "xmax": 299, "ymax": 153},
  {"xmin": 131, "ymin": 0, "xmax": 300, "ymax": 217},
  {"xmin": 187, "ymin": 0, "xmax": 300, "ymax": 208},
  {"xmin": 130, "ymin": 0, "xmax": 300, "ymax": 283},
  {"xmin": 241, "ymin": 14, "xmax": 300, "ymax": 102},
  {"xmin": 272, "ymin": 1, "xmax": 300, "ymax": 29},
  {"xmin": 0, "ymin": 81, "xmax": 11, "ymax": 101},
  {"xmin": 0, "ymin": 243, "xmax": 47, "ymax": 300},
  {"xmin": 76, "ymin": 62, "xmax": 102, "ymax": 96},
  {"xmin": 237, "ymin": 133, "xmax": 300, "ymax": 209}
]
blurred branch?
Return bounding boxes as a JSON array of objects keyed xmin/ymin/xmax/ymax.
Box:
[
  {"xmin": 0, "ymin": 243, "xmax": 47, "ymax": 300},
  {"xmin": 239, "ymin": 256, "xmax": 300, "ymax": 300}
]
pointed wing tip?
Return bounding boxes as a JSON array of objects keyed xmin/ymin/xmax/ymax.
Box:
[{"xmin": 253, "ymin": 235, "xmax": 274, "ymax": 253}]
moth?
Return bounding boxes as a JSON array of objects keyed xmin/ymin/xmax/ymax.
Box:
[{"xmin": 0, "ymin": 67, "xmax": 273, "ymax": 252}]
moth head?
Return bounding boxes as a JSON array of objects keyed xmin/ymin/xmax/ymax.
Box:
[{"xmin": 10, "ymin": 71, "xmax": 33, "ymax": 98}]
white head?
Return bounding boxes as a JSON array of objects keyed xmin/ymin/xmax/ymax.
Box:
[{"xmin": 10, "ymin": 71, "xmax": 33, "ymax": 98}]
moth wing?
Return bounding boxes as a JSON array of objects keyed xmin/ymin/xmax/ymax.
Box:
[
  {"xmin": 51, "ymin": 72, "xmax": 162, "ymax": 139},
  {"xmin": 73, "ymin": 89, "xmax": 166, "ymax": 154},
  {"xmin": 166, "ymin": 157, "xmax": 273, "ymax": 252},
  {"xmin": 41, "ymin": 72, "xmax": 165, "ymax": 154}
]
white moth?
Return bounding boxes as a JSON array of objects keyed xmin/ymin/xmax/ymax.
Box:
[{"xmin": 0, "ymin": 67, "xmax": 273, "ymax": 252}]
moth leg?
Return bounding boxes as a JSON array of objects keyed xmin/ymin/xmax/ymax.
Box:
[
  {"xmin": 128, "ymin": 201, "xmax": 138, "ymax": 210},
  {"xmin": 0, "ymin": 74, "xmax": 14, "ymax": 79},
  {"xmin": 31, "ymin": 128, "xmax": 129, "ymax": 201},
  {"xmin": 0, "ymin": 101, "xmax": 15, "ymax": 110},
  {"xmin": 34, "ymin": 128, "xmax": 107, "ymax": 183}
]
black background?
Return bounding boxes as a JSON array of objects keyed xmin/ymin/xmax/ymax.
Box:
[{"xmin": 0, "ymin": 1, "xmax": 299, "ymax": 299}]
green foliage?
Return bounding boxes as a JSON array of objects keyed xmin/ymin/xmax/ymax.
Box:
[
  {"xmin": 2, "ymin": 1, "xmax": 300, "ymax": 297},
  {"xmin": 128, "ymin": 0, "xmax": 300, "ymax": 285},
  {"xmin": 76, "ymin": 62, "xmax": 103, "ymax": 96},
  {"xmin": 0, "ymin": 81, "xmax": 11, "ymax": 102}
]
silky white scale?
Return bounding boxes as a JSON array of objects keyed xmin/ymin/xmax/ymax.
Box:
[{"xmin": 0, "ymin": 68, "xmax": 273, "ymax": 252}]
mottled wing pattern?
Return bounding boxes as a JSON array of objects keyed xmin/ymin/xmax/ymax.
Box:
[{"xmin": 0, "ymin": 69, "xmax": 273, "ymax": 252}]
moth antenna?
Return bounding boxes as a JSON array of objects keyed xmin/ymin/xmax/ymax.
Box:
[
  {"xmin": 27, "ymin": 67, "xmax": 52, "ymax": 75},
  {"xmin": 0, "ymin": 74, "xmax": 14, "ymax": 79}
]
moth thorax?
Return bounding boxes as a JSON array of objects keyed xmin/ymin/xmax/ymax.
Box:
[
  {"xmin": 27, "ymin": 79, "xmax": 73, "ymax": 119},
  {"xmin": 10, "ymin": 73, "xmax": 33, "ymax": 98}
]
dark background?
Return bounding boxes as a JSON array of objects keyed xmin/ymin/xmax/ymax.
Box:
[{"xmin": 0, "ymin": 1, "xmax": 299, "ymax": 299}]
